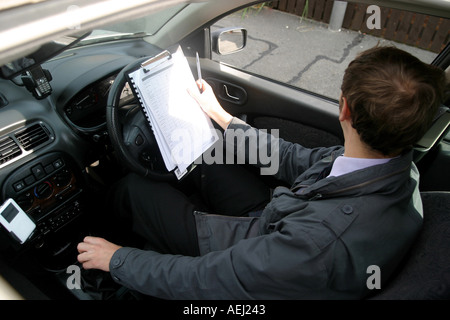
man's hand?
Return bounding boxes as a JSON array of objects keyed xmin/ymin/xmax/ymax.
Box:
[
  {"xmin": 77, "ymin": 236, "xmax": 122, "ymax": 272},
  {"xmin": 188, "ymin": 80, "xmax": 233, "ymax": 130}
]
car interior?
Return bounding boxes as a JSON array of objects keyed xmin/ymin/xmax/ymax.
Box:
[{"xmin": 0, "ymin": 0, "xmax": 449, "ymax": 300}]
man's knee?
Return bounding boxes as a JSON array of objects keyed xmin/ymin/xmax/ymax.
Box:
[{"xmin": 113, "ymin": 173, "xmax": 157, "ymax": 194}]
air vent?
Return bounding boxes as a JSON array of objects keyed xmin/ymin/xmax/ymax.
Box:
[
  {"xmin": 0, "ymin": 136, "xmax": 22, "ymax": 165},
  {"xmin": 15, "ymin": 123, "xmax": 51, "ymax": 151}
]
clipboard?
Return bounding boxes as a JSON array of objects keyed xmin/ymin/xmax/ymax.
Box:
[
  {"xmin": 141, "ymin": 50, "xmax": 172, "ymax": 73},
  {"xmin": 126, "ymin": 45, "xmax": 219, "ymax": 180}
]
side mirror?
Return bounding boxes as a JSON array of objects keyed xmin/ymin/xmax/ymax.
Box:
[{"xmin": 212, "ymin": 28, "xmax": 247, "ymax": 55}]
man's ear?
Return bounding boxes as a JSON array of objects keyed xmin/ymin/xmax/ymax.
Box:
[{"xmin": 339, "ymin": 97, "xmax": 352, "ymax": 122}]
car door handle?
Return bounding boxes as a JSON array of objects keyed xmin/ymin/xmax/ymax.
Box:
[
  {"xmin": 223, "ymin": 84, "xmax": 240, "ymax": 101},
  {"xmin": 205, "ymin": 78, "xmax": 247, "ymax": 105}
]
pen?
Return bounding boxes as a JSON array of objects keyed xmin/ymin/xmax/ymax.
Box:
[{"xmin": 196, "ymin": 52, "xmax": 203, "ymax": 92}]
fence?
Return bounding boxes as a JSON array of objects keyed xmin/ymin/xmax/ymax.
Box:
[{"xmin": 272, "ymin": 0, "xmax": 449, "ymax": 53}]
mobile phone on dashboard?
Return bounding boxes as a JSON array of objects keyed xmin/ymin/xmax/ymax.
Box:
[
  {"xmin": 21, "ymin": 65, "xmax": 52, "ymax": 99},
  {"xmin": 0, "ymin": 198, "xmax": 36, "ymax": 244}
]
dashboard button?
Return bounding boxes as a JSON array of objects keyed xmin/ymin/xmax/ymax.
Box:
[
  {"xmin": 31, "ymin": 164, "xmax": 45, "ymax": 179},
  {"xmin": 44, "ymin": 164, "xmax": 54, "ymax": 174},
  {"xmin": 53, "ymin": 159, "xmax": 63, "ymax": 169},
  {"xmin": 13, "ymin": 181, "xmax": 26, "ymax": 192},
  {"xmin": 24, "ymin": 175, "xmax": 36, "ymax": 186}
]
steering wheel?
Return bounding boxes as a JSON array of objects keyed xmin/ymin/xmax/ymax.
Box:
[{"xmin": 106, "ymin": 57, "xmax": 174, "ymax": 181}]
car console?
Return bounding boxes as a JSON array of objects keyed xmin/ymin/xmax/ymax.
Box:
[{"xmin": 1, "ymin": 152, "xmax": 85, "ymax": 247}]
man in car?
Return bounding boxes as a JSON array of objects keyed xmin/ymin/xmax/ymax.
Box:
[{"xmin": 77, "ymin": 46, "xmax": 447, "ymax": 299}]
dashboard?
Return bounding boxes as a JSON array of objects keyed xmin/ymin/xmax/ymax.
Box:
[
  {"xmin": 64, "ymin": 74, "xmax": 116, "ymax": 128},
  {"xmin": 0, "ymin": 38, "xmax": 161, "ymax": 252},
  {"xmin": 64, "ymin": 75, "xmax": 134, "ymax": 129}
]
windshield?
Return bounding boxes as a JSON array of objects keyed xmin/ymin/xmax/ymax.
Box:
[
  {"xmin": 78, "ymin": 4, "xmax": 187, "ymax": 46},
  {"xmin": 0, "ymin": 3, "xmax": 187, "ymax": 79},
  {"xmin": 0, "ymin": 32, "xmax": 90, "ymax": 79}
]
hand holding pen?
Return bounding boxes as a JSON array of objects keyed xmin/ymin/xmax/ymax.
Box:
[{"xmin": 189, "ymin": 53, "xmax": 233, "ymax": 130}]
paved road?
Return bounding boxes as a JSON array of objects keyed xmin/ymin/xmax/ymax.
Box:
[{"xmin": 212, "ymin": 7, "xmax": 436, "ymax": 100}]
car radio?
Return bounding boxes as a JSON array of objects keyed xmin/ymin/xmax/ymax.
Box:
[{"xmin": 1, "ymin": 152, "xmax": 84, "ymax": 245}]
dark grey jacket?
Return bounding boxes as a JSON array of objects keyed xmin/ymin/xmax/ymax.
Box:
[{"xmin": 109, "ymin": 118, "xmax": 423, "ymax": 299}]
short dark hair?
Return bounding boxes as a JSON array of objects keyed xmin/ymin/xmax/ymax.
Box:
[{"xmin": 341, "ymin": 46, "xmax": 447, "ymax": 156}]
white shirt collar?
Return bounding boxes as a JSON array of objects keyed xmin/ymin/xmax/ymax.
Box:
[{"xmin": 328, "ymin": 156, "xmax": 393, "ymax": 178}]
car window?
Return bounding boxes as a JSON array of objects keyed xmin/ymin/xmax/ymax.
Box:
[{"xmin": 211, "ymin": 1, "xmax": 447, "ymax": 101}]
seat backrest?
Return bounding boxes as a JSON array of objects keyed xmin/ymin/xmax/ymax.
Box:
[
  {"xmin": 413, "ymin": 106, "xmax": 450, "ymax": 163},
  {"xmin": 369, "ymin": 191, "xmax": 450, "ymax": 300}
]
